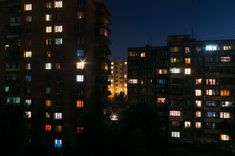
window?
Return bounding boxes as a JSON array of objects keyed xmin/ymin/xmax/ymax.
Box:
[
  {"xmin": 170, "ymin": 57, "xmax": 180, "ymax": 63},
  {"xmin": 157, "ymin": 79, "xmax": 166, "ymax": 85},
  {"xmin": 45, "ymin": 100, "xmax": 52, "ymax": 107},
  {"xmin": 54, "ymin": 1, "xmax": 63, "ymax": 8},
  {"xmin": 220, "ymin": 134, "xmax": 230, "ymax": 141},
  {"xmin": 185, "ymin": 47, "xmax": 190, "ymax": 53},
  {"xmin": 157, "ymin": 98, "xmax": 166, "ymax": 104},
  {"xmin": 223, "ymin": 45, "xmax": 232, "ymax": 51},
  {"xmin": 76, "ymin": 75, "xmax": 84, "ymax": 82},
  {"xmin": 185, "ymin": 58, "xmax": 191, "ymax": 64},
  {"xmin": 24, "ymin": 4, "xmax": 32, "ymax": 11},
  {"xmin": 184, "ymin": 68, "xmax": 191, "ymax": 75},
  {"xmin": 55, "ymin": 125, "xmax": 62, "ymax": 132},
  {"xmin": 46, "ymin": 38, "xmax": 53, "ymax": 45},
  {"xmin": 184, "ymin": 121, "xmax": 191, "ymax": 128},
  {"xmin": 221, "ymin": 101, "xmax": 233, "ymax": 107},
  {"xmin": 220, "ymin": 112, "xmax": 231, "ymax": 119},
  {"xmin": 205, "ymin": 45, "xmax": 218, "ymax": 51},
  {"xmin": 171, "ymin": 131, "xmax": 180, "ymax": 138},
  {"xmin": 24, "ymin": 111, "xmax": 32, "ymax": 118},
  {"xmin": 25, "ymin": 75, "xmax": 32, "ymax": 82},
  {"xmin": 25, "ymin": 99, "xmax": 32, "ymax": 106},
  {"xmin": 24, "ymin": 51, "xmax": 32, "ymax": 58},
  {"xmin": 54, "ymin": 113, "xmax": 62, "ymax": 120},
  {"xmin": 76, "ymin": 126, "xmax": 84, "ymax": 134},
  {"xmin": 76, "ymin": 100, "xmax": 84, "ymax": 108},
  {"xmin": 170, "ymin": 47, "xmax": 180, "ymax": 52},
  {"xmin": 46, "ymin": 51, "xmax": 52, "ymax": 58},
  {"xmin": 195, "ymin": 79, "xmax": 202, "ymax": 85},
  {"xmin": 55, "ymin": 63, "xmax": 61, "ymax": 70},
  {"xmin": 55, "ymin": 38, "xmax": 63, "ymax": 45},
  {"xmin": 25, "ymin": 16, "xmax": 32, "ymax": 22},
  {"xmin": 45, "ymin": 63, "xmax": 52, "ymax": 70},
  {"xmin": 195, "ymin": 111, "xmax": 201, "ymax": 118},
  {"xmin": 6, "ymin": 97, "xmax": 20, "ymax": 104},
  {"xmin": 221, "ymin": 56, "xmax": 231, "ymax": 62},
  {"xmin": 46, "ymin": 87, "xmax": 51, "ymax": 94},
  {"xmin": 206, "ymin": 79, "xmax": 217, "ymax": 85},
  {"xmin": 195, "ymin": 122, "xmax": 201, "ymax": 129},
  {"xmin": 46, "ymin": 26, "xmax": 52, "ymax": 33},
  {"xmin": 77, "ymin": 11, "xmax": 84, "ymax": 19},
  {"xmin": 170, "ymin": 110, "xmax": 181, "ymax": 117},
  {"xmin": 45, "ymin": 14, "xmax": 52, "ymax": 21},
  {"xmin": 206, "ymin": 89, "xmax": 217, "ymax": 96},
  {"xmin": 207, "ymin": 112, "xmax": 217, "ymax": 118},
  {"xmin": 195, "ymin": 90, "xmax": 202, "ymax": 96},
  {"xmin": 157, "ymin": 69, "xmax": 167, "ymax": 75},
  {"xmin": 76, "ymin": 49, "xmax": 85, "ymax": 57},
  {"xmin": 45, "ymin": 125, "xmax": 52, "ymax": 132},
  {"xmin": 128, "ymin": 79, "xmax": 138, "ymax": 84},
  {"xmin": 54, "ymin": 25, "xmax": 63, "ymax": 33},
  {"xmin": 76, "ymin": 61, "xmax": 85, "ymax": 69},
  {"xmin": 170, "ymin": 68, "xmax": 181, "ymax": 74},
  {"xmin": 195, "ymin": 100, "xmax": 202, "ymax": 107},
  {"xmin": 25, "ymin": 63, "xmax": 31, "ymax": 70},
  {"xmin": 128, "ymin": 51, "xmax": 138, "ymax": 57},
  {"xmin": 54, "ymin": 139, "xmax": 62, "ymax": 148},
  {"xmin": 140, "ymin": 52, "xmax": 146, "ymax": 58},
  {"xmin": 46, "ymin": 2, "xmax": 53, "ymax": 8},
  {"xmin": 220, "ymin": 90, "xmax": 230, "ymax": 96}
]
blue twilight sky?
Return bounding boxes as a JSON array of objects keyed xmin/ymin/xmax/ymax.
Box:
[{"xmin": 104, "ymin": 0, "xmax": 235, "ymax": 58}]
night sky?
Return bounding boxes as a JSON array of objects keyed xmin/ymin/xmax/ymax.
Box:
[{"xmin": 105, "ymin": 0, "xmax": 235, "ymax": 58}]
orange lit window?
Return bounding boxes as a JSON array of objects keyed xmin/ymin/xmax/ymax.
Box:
[
  {"xmin": 195, "ymin": 111, "xmax": 201, "ymax": 118},
  {"xmin": 46, "ymin": 51, "xmax": 52, "ymax": 58},
  {"xmin": 195, "ymin": 79, "xmax": 202, "ymax": 85},
  {"xmin": 55, "ymin": 125, "xmax": 62, "ymax": 132},
  {"xmin": 157, "ymin": 98, "xmax": 166, "ymax": 104},
  {"xmin": 77, "ymin": 100, "xmax": 84, "ymax": 108},
  {"xmin": 45, "ymin": 100, "xmax": 52, "ymax": 107},
  {"xmin": 140, "ymin": 52, "xmax": 146, "ymax": 58},
  {"xmin": 76, "ymin": 126, "xmax": 84, "ymax": 134},
  {"xmin": 220, "ymin": 90, "xmax": 230, "ymax": 96},
  {"xmin": 185, "ymin": 58, "xmax": 191, "ymax": 64},
  {"xmin": 157, "ymin": 69, "xmax": 168, "ymax": 75},
  {"xmin": 45, "ymin": 124, "xmax": 52, "ymax": 132}
]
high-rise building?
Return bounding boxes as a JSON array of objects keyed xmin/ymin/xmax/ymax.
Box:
[
  {"xmin": 128, "ymin": 35, "xmax": 235, "ymax": 145},
  {"xmin": 0, "ymin": 0, "xmax": 111, "ymax": 154},
  {"xmin": 108, "ymin": 59, "xmax": 127, "ymax": 97}
]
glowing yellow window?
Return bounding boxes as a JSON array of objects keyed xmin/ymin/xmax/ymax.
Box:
[
  {"xmin": 24, "ymin": 4, "xmax": 32, "ymax": 11},
  {"xmin": 184, "ymin": 121, "xmax": 191, "ymax": 128},
  {"xmin": 195, "ymin": 122, "xmax": 201, "ymax": 128},
  {"xmin": 45, "ymin": 125, "xmax": 52, "ymax": 132},
  {"xmin": 77, "ymin": 100, "xmax": 84, "ymax": 108},
  {"xmin": 220, "ymin": 90, "xmax": 230, "ymax": 96},
  {"xmin": 185, "ymin": 58, "xmax": 191, "ymax": 64},
  {"xmin": 76, "ymin": 61, "xmax": 85, "ymax": 69},
  {"xmin": 45, "ymin": 100, "xmax": 52, "ymax": 107},
  {"xmin": 220, "ymin": 134, "xmax": 230, "ymax": 141}
]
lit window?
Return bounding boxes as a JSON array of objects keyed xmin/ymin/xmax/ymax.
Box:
[
  {"xmin": 184, "ymin": 121, "xmax": 191, "ymax": 128},
  {"xmin": 170, "ymin": 67, "xmax": 181, "ymax": 74},
  {"xmin": 223, "ymin": 45, "xmax": 232, "ymax": 51},
  {"xmin": 5, "ymin": 86, "xmax": 9, "ymax": 92},
  {"xmin": 195, "ymin": 111, "xmax": 201, "ymax": 118},
  {"xmin": 195, "ymin": 122, "xmax": 201, "ymax": 128},
  {"xmin": 184, "ymin": 68, "xmax": 191, "ymax": 75},
  {"xmin": 25, "ymin": 16, "xmax": 32, "ymax": 22},
  {"xmin": 76, "ymin": 61, "xmax": 85, "ymax": 69},
  {"xmin": 54, "ymin": 113, "xmax": 62, "ymax": 120},
  {"xmin": 221, "ymin": 101, "xmax": 233, "ymax": 108},
  {"xmin": 6, "ymin": 97, "xmax": 20, "ymax": 104},
  {"xmin": 46, "ymin": 26, "xmax": 52, "ymax": 33},
  {"xmin": 195, "ymin": 89, "xmax": 202, "ymax": 96},
  {"xmin": 206, "ymin": 89, "xmax": 216, "ymax": 96},
  {"xmin": 220, "ymin": 112, "xmax": 231, "ymax": 119},
  {"xmin": 140, "ymin": 52, "xmax": 146, "ymax": 58},
  {"xmin": 55, "ymin": 38, "xmax": 63, "ymax": 45},
  {"xmin": 24, "ymin": 4, "xmax": 32, "ymax": 11},
  {"xmin": 220, "ymin": 90, "xmax": 230, "ymax": 96},
  {"xmin": 170, "ymin": 57, "xmax": 180, "ymax": 63},
  {"xmin": 45, "ymin": 63, "xmax": 52, "ymax": 70},
  {"xmin": 46, "ymin": 51, "xmax": 52, "ymax": 58},
  {"xmin": 24, "ymin": 111, "xmax": 32, "ymax": 118},
  {"xmin": 46, "ymin": 2, "xmax": 53, "ymax": 8},
  {"xmin": 54, "ymin": 25, "xmax": 63, "ymax": 33},
  {"xmin": 76, "ymin": 100, "xmax": 84, "ymax": 108},
  {"xmin": 76, "ymin": 49, "xmax": 85, "ymax": 57},
  {"xmin": 45, "ymin": 125, "xmax": 52, "ymax": 132},
  {"xmin": 220, "ymin": 134, "xmax": 230, "ymax": 141},
  {"xmin": 195, "ymin": 79, "xmax": 202, "ymax": 85},
  {"xmin": 207, "ymin": 112, "xmax": 217, "ymax": 118},
  {"xmin": 205, "ymin": 45, "xmax": 218, "ymax": 51},
  {"xmin": 45, "ymin": 14, "xmax": 52, "ymax": 21},
  {"xmin": 25, "ymin": 63, "xmax": 31, "ymax": 70},
  {"xmin": 185, "ymin": 58, "xmax": 191, "ymax": 64},
  {"xmin": 46, "ymin": 112, "xmax": 51, "ymax": 119},
  {"xmin": 77, "ymin": 11, "xmax": 84, "ymax": 19},
  {"xmin": 171, "ymin": 131, "xmax": 180, "ymax": 138},
  {"xmin": 170, "ymin": 47, "xmax": 180, "ymax": 52},
  {"xmin": 128, "ymin": 79, "xmax": 138, "ymax": 84},
  {"xmin": 55, "ymin": 125, "xmax": 62, "ymax": 132},
  {"xmin": 170, "ymin": 110, "xmax": 181, "ymax": 117},
  {"xmin": 157, "ymin": 69, "xmax": 168, "ymax": 75},
  {"xmin": 185, "ymin": 47, "xmax": 190, "ymax": 53},
  {"xmin": 128, "ymin": 51, "xmax": 138, "ymax": 57},
  {"xmin": 46, "ymin": 87, "xmax": 51, "ymax": 94},
  {"xmin": 54, "ymin": 139, "xmax": 62, "ymax": 148},
  {"xmin": 195, "ymin": 100, "xmax": 202, "ymax": 107},
  {"xmin": 24, "ymin": 51, "xmax": 32, "ymax": 58},
  {"xmin": 46, "ymin": 38, "xmax": 53, "ymax": 45},
  {"xmin": 76, "ymin": 75, "xmax": 84, "ymax": 82},
  {"xmin": 206, "ymin": 79, "xmax": 217, "ymax": 85},
  {"xmin": 55, "ymin": 63, "xmax": 61, "ymax": 70},
  {"xmin": 45, "ymin": 100, "xmax": 52, "ymax": 107},
  {"xmin": 25, "ymin": 99, "xmax": 32, "ymax": 106},
  {"xmin": 76, "ymin": 126, "xmax": 84, "ymax": 134},
  {"xmin": 157, "ymin": 98, "xmax": 166, "ymax": 104},
  {"xmin": 54, "ymin": 1, "xmax": 63, "ymax": 8},
  {"xmin": 221, "ymin": 56, "xmax": 231, "ymax": 62}
]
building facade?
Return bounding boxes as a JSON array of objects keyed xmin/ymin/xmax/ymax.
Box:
[
  {"xmin": 0, "ymin": 0, "xmax": 111, "ymax": 154},
  {"xmin": 128, "ymin": 35, "xmax": 235, "ymax": 144}
]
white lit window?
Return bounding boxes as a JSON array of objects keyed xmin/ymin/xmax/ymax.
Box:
[
  {"xmin": 184, "ymin": 68, "xmax": 191, "ymax": 75},
  {"xmin": 76, "ymin": 75, "xmax": 84, "ymax": 82},
  {"xmin": 195, "ymin": 122, "xmax": 201, "ymax": 128},
  {"xmin": 221, "ymin": 56, "xmax": 231, "ymax": 62},
  {"xmin": 45, "ymin": 63, "xmax": 52, "ymax": 70},
  {"xmin": 195, "ymin": 100, "xmax": 202, "ymax": 107},
  {"xmin": 45, "ymin": 14, "xmax": 52, "ymax": 21},
  {"xmin": 24, "ymin": 4, "xmax": 32, "ymax": 11},
  {"xmin": 128, "ymin": 79, "xmax": 138, "ymax": 84},
  {"xmin": 46, "ymin": 26, "xmax": 52, "ymax": 33},
  {"xmin": 171, "ymin": 131, "xmax": 180, "ymax": 138},
  {"xmin": 185, "ymin": 47, "xmax": 190, "ymax": 53},
  {"xmin": 170, "ymin": 67, "xmax": 181, "ymax": 74},
  {"xmin": 25, "ymin": 99, "xmax": 32, "ymax": 106},
  {"xmin": 54, "ymin": 139, "xmax": 62, "ymax": 148},
  {"xmin": 223, "ymin": 45, "xmax": 232, "ymax": 51},
  {"xmin": 184, "ymin": 121, "xmax": 191, "ymax": 128},
  {"xmin": 54, "ymin": 1, "xmax": 63, "ymax": 8},
  {"xmin": 76, "ymin": 61, "xmax": 85, "ymax": 69},
  {"xmin": 220, "ymin": 112, "xmax": 231, "ymax": 119},
  {"xmin": 26, "ymin": 63, "xmax": 31, "ymax": 70},
  {"xmin": 195, "ymin": 89, "xmax": 202, "ymax": 96},
  {"xmin": 220, "ymin": 134, "xmax": 230, "ymax": 141},
  {"xmin": 170, "ymin": 110, "xmax": 181, "ymax": 117},
  {"xmin": 195, "ymin": 79, "xmax": 202, "ymax": 85},
  {"xmin": 205, "ymin": 45, "xmax": 218, "ymax": 51},
  {"xmin": 55, "ymin": 38, "xmax": 63, "ymax": 45},
  {"xmin": 54, "ymin": 112, "xmax": 62, "ymax": 120},
  {"xmin": 24, "ymin": 51, "xmax": 32, "ymax": 58},
  {"xmin": 5, "ymin": 86, "xmax": 9, "ymax": 92},
  {"xmin": 195, "ymin": 111, "xmax": 201, "ymax": 118},
  {"xmin": 221, "ymin": 101, "xmax": 233, "ymax": 107},
  {"xmin": 24, "ymin": 111, "xmax": 32, "ymax": 118},
  {"xmin": 206, "ymin": 79, "xmax": 217, "ymax": 85},
  {"xmin": 54, "ymin": 25, "xmax": 63, "ymax": 33}
]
